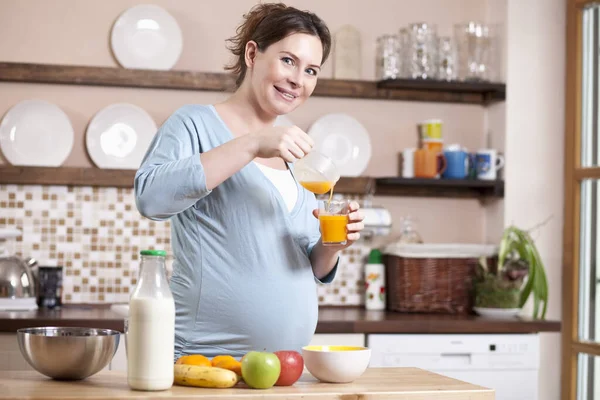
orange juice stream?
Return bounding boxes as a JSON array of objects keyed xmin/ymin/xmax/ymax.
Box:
[{"xmin": 299, "ymin": 181, "xmax": 335, "ymax": 206}]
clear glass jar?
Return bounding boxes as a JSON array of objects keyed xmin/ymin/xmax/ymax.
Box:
[
  {"xmin": 397, "ymin": 216, "xmax": 424, "ymax": 244},
  {"xmin": 437, "ymin": 36, "xmax": 457, "ymax": 81},
  {"xmin": 454, "ymin": 22, "xmax": 497, "ymax": 82},
  {"xmin": 127, "ymin": 250, "xmax": 175, "ymax": 391},
  {"xmin": 408, "ymin": 23, "xmax": 438, "ymax": 80},
  {"xmin": 376, "ymin": 34, "xmax": 401, "ymax": 80}
]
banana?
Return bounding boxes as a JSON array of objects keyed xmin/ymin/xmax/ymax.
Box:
[{"xmin": 173, "ymin": 364, "xmax": 240, "ymax": 388}]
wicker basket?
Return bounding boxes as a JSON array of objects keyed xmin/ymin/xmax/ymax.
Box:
[{"xmin": 382, "ymin": 244, "xmax": 498, "ymax": 314}]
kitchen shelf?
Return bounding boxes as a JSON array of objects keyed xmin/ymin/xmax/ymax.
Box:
[
  {"xmin": 0, "ymin": 62, "xmax": 505, "ymax": 106},
  {"xmin": 375, "ymin": 177, "xmax": 504, "ymax": 198},
  {"xmin": 0, "ymin": 166, "xmax": 371, "ymax": 194},
  {"xmin": 0, "ymin": 166, "xmax": 136, "ymax": 188},
  {"xmin": 0, "ymin": 166, "xmax": 504, "ymax": 199},
  {"xmin": 376, "ymin": 78, "xmax": 506, "ymax": 106}
]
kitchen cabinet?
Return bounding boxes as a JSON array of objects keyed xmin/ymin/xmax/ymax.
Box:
[
  {"xmin": 109, "ymin": 334, "xmax": 127, "ymax": 372},
  {"xmin": 367, "ymin": 333, "xmax": 539, "ymax": 400},
  {"xmin": 109, "ymin": 333, "xmax": 366, "ymax": 372},
  {"xmin": 0, "ymin": 333, "xmax": 110, "ymax": 373},
  {"xmin": 0, "ymin": 334, "xmax": 32, "ymax": 371}
]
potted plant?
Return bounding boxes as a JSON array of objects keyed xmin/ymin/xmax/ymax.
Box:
[{"xmin": 474, "ymin": 225, "xmax": 549, "ymax": 319}]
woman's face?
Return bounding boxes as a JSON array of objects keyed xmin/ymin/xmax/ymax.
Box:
[{"xmin": 247, "ymin": 32, "xmax": 323, "ymax": 116}]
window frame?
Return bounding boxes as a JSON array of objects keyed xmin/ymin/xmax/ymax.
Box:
[{"xmin": 563, "ymin": 0, "xmax": 600, "ymax": 399}]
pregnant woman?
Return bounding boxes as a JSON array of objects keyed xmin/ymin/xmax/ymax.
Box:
[{"xmin": 134, "ymin": 2, "xmax": 365, "ymax": 360}]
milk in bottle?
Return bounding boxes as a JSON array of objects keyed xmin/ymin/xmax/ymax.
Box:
[{"xmin": 127, "ymin": 250, "xmax": 175, "ymax": 391}]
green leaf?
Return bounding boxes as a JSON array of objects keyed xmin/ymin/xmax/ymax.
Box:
[
  {"xmin": 478, "ymin": 255, "xmax": 488, "ymax": 274},
  {"xmin": 519, "ymin": 276, "xmax": 534, "ymax": 307},
  {"xmin": 519, "ymin": 259, "xmax": 535, "ymax": 307},
  {"xmin": 496, "ymin": 225, "xmax": 550, "ymax": 319},
  {"xmin": 531, "ymin": 242, "xmax": 549, "ymax": 319},
  {"xmin": 497, "ymin": 227, "xmax": 513, "ymax": 273}
]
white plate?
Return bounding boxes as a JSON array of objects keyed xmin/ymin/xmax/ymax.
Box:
[
  {"xmin": 0, "ymin": 100, "xmax": 74, "ymax": 167},
  {"xmin": 111, "ymin": 4, "xmax": 183, "ymax": 70},
  {"xmin": 86, "ymin": 103, "xmax": 157, "ymax": 170},
  {"xmin": 474, "ymin": 307, "xmax": 521, "ymax": 319},
  {"xmin": 308, "ymin": 113, "xmax": 371, "ymax": 177}
]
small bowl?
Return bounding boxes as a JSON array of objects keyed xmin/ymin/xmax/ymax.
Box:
[
  {"xmin": 17, "ymin": 326, "xmax": 120, "ymax": 380},
  {"xmin": 302, "ymin": 345, "xmax": 371, "ymax": 383}
]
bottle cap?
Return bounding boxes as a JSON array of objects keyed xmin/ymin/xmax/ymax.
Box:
[
  {"xmin": 140, "ymin": 250, "xmax": 167, "ymax": 257},
  {"xmin": 367, "ymin": 249, "xmax": 383, "ymax": 264}
]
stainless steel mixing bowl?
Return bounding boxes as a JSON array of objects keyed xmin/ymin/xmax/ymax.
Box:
[{"xmin": 17, "ymin": 326, "xmax": 120, "ymax": 380}]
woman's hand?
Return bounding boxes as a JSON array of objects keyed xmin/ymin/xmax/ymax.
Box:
[
  {"xmin": 249, "ymin": 125, "xmax": 314, "ymax": 162},
  {"xmin": 312, "ymin": 201, "xmax": 365, "ymax": 249}
]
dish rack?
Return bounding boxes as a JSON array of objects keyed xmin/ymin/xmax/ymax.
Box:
[{"xmin": 382, "ymin": 243, "xmax": 498, "ymax": 314}]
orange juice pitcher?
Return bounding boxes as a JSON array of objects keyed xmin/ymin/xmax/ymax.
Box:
[{"xmin": 294, "ymin": 152, "xmax": 340, "ymax": 195}]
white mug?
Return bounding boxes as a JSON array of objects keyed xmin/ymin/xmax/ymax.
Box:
[
  {"xmin": 476, "ymin": 149, "xmax": 505, "ymax": 180},
  {"xmin": 401, "ymin": 148, "xmax": 416, "ymax": 178}
]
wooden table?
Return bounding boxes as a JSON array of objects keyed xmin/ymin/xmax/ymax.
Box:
[{"xmin": 0, "ymin": 368, "xmax": 494, "ymax": 399}]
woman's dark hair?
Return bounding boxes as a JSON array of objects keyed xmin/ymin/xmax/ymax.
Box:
[{"xmin": 225, "ymin": 2, "xmax": 331, "ymax": 88}]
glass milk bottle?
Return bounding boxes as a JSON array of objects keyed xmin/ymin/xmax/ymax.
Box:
[{"xmin": 127, "ymin": 250, "xmax": 175, "ymax": 391}]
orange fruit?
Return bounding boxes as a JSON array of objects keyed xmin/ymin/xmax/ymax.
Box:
[
  {"xmin": 175, "ymin": 354, "xmax": 211, "ymax": 367},
  {"xmin": 211, "ymin": 354, "xmax": 236, "ymax": 367},
  {"xmin": 215, "ymin": 358, "xmax": 242, "ymax": 376}
]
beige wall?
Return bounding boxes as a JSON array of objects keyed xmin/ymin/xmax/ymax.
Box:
[
  {"xmin": 505, "ymin": 0, "xmax": 565, "ymax": 399},
  {"xmin": 484, "ymin": 0, "xmax": 506, "ymax": 245},
  {"xmin": 0, "ymin": 0, "xmax": 496, "ymax": 244}
]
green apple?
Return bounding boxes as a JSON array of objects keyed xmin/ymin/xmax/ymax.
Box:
[{"xmin": 241, "ymin": 351, "xmax": 281, "ymax": 389}]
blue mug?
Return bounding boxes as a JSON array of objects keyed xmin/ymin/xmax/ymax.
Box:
[{"xmin": 442, "ymin": 150, "xmax": 470, "ymax": 179}]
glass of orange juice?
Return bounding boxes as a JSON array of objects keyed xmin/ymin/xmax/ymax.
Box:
[{"xmin": 318, "ymin": 199, "xmax": 349, "ymax": 246}]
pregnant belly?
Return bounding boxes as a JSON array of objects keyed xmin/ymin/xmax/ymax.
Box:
[{"xmin": 186, "ymin": 274, "xmax": 319, "ymax": 356}]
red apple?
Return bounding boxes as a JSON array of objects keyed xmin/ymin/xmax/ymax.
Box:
[{"xmin": 274, "ymin": 350, "xmax": 304, "ymax": 386}]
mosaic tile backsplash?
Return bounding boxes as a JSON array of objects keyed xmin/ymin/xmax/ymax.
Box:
[{"xmin": 0, "ymin": 184, "xmax": 370, "ymax": 305}]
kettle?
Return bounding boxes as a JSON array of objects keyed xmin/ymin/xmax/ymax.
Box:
[{"xmin": 0, "ymin": 228, "xmax": 38, "ymax": 299}]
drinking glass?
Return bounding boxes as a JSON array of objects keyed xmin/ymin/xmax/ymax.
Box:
[{"xmin": 318, "ymin": 199, "xmax": 349, "ymax": 246}]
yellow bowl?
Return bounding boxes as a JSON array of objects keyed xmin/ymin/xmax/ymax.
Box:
[{"xmin": 302, "ymin": 345, "xmax": 371, "ymax": 383}]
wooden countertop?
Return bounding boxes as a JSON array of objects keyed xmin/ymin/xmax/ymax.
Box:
[
  {"xmin": 0, "ymin": 306, "xmax": 561, "ymax": 334},
  {"xmin": 0, "ymin": 368, "xmax": 494, "ymax": 399}
]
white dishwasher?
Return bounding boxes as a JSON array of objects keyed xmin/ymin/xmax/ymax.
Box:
[{"xmin": 368, "ymin": 334, "xmax": 539, "ymax": 400}]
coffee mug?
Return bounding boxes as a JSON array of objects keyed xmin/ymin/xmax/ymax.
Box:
[
  {"xmin": 415, "ymin": 149, "xmax": 446, "ymax": 178},
  {"xmin": 476, "ymin": 149, "xmax": 505, "ymax": 180},
  {"xmin": 419, "ymin": 119, "xmax": 443, "ymax": 139},
  {"xmin": 400, "ymin": 148, "xmax": 416, "ymax": 178},
  {"xmin": 422, "ymin": 138, "xmax": 443, "ymax": 153},
  {"xmin": 442, "ymin": 150, "xmax": 470, "ymax": 179}
]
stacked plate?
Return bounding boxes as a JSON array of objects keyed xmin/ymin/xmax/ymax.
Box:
[
  {"xmin": 86, "ymin": 103, "xmax": 157, "ymax": 170},
  {"xmin": 308, "ymin": 113, "xmax": 372, "ymax": 177},
  {"xmin": 110, "ymin": 4, "xmax": 183, "ymax": 70},
  {"xmin": 0, "ymin": 100, "xmax": 74, "ymax": 167},
  {"xmin": 0, "ymin": 100, "xmax": 157, "ymax": 170}
]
